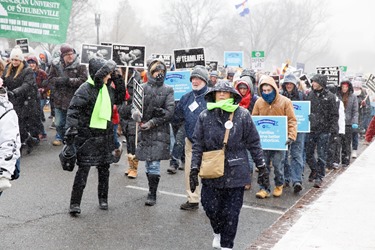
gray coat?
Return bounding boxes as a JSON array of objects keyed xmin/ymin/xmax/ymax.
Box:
[{"xmin": 134, "ymin": 79, "xmax": 175, "ymax": 161}]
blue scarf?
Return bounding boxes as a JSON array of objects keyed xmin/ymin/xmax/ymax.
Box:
[{"xmin": 262, "ymin": 90, "xmax": 276, "ymax": 104}]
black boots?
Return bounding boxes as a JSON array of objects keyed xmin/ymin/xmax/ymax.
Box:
[
  {"xmin": 70, "ymin": 189, "xmax": 83, "ymax": 216},
  {"xmin": 98, "ymin": 165, "xmax": 110, "ymax": 210},
  {"xmin": 145, "ymin": 174, "xmax": 160, "ymax": 206}
]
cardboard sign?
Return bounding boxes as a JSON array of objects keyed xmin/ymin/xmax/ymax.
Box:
[
  {"xmin": 224, "ymin": 51, "xmax": 244, "ymax": 68},
  {"xmin": 151, "ymin": 53, "xmax": 172, "ymax": 69},
  {"xmin": 252, "ymin": 116, "xmax": 288, "ymax": 150},
  {"xmin": 112, "ymin": 44, "xmax": 146, "ymax": 68},
  {"xmin": 251, "ymin": 51, "xmax": 265, "ymax": 70},
  {"xmin": 15, "ymin": 38, "xmax": 29, "ymax": 54},
  {"xmin": 80, "ymin": 44, "xmax": 112, "ymax": 65},
  {"xmin": 316, "ymin": 66, "xmax": 341, "ymax": 86},
  {"xmin": 174, "ymin": 47, "xmax": 205, "ymax": 69},
  {"xmin": 206, "ymin": 61, "xmax": 218, "ymax": 71},
  {"xmin": 292, "ymin": 101, "xmax": 310, "ymax": 133},
  {"xmin": 132, "ymin": 79, "xmax": 144, "ymax": 117},
  {"xmin": 164, "ymin": 71, "xmax": 192, "ymax": 100},
  {"xmin": 365, "ymin": 74, "xmax": 375, "ymax": 94}
]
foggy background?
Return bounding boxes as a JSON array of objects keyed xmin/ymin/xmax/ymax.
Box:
[{"xmin": 1, "ymin": 0, "xmax": 374, "ymax": 75}]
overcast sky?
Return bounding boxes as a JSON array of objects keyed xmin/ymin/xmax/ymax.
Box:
[{"xmin": 97, "ymin": 0, "xmax": 375, "ymax": 73}]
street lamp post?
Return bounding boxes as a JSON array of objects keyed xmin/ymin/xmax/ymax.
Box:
[{"xmin": 95, "ymin": 13, "xmax": 101, "ymax": 44}]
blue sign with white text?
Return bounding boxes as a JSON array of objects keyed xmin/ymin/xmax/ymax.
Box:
[
  {"xmin": 224, "ymin": 51, "xmax": 244, "ymax": 67},
  {"xmin": 164, "ymin": 71, "xmax": 192, "ymax": 100},
  {"xmin": 252, "ymin": 116, "xmax": 288, "ymax": 150},
  {"xmin": 292, "ymin": 101, "xmax": 310, "ymax": 133}
]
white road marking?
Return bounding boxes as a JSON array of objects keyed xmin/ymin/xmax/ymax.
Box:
[{"xmin": 126, "ymin": 185, "xmax": 284, "ymax": 215}]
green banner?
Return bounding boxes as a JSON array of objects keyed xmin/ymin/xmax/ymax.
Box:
[
  {"xmin": 0, "ymin": 0, "xmax": 72, "ymax": 44},
  {"xmin": 251, "ymin": 51, "xmax": 264, "ymax": 58}
]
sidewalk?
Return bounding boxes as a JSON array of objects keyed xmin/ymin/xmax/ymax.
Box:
[{"xmin": 270, "ymin": 141, "xmax": 375, "ymax": 249}]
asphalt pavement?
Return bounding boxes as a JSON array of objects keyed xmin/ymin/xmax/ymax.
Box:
[{"xmin": 0, "ymin": 116, "xmax": 370, "ymax": 250}]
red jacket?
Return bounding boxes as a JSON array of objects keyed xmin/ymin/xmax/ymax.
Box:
[{"xmin": 365, "ymin": 116, "xmax": 375, "ymax": 143}]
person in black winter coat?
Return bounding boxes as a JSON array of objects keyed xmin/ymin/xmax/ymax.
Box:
[
  {"xmin": 131, "ymin": 59, "xmax": 175, "ymax": 206},
  {"xmin": 64, "ymin": 57, "xmax": 124, "ymax": 215},
  {"xmin": 1, "ymin": 46, "xmax": 41, "ymax": 154},
  {"xmin": 189, "ymin": 80, "xmax": 267, "ymax": 250},
  {"xmin": 306, "ymin": 74, "xmax": 339, "ymax": 188}
]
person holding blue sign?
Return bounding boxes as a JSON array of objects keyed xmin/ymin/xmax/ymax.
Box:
[
  {"xmin": 306, "ymin": 74, "xmax": 339, "ymax": 188},
  {"xmin": 281, "ymin": 73, "xmax": 306, "ymax": 193},
  {"xmin": 252, "ymin": 75, "xmax": 297, "ymax": 198}
]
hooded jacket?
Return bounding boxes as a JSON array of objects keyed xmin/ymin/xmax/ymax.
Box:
[
  {"xmin": 307, "ymin": 77, "xmax": 339, "ymax": 134},
  {"xmin": 133, "ymin": 59, "xmax": 175, "ymax": 161},
  {"xmin": 252, "ymin": 76, "xmax": 297, "ymax": 141},
  {"xmin": 337, "ymin": 80, "xmax": 358, "ymax": 126},
  {"xmin": 191, "ymin": 81, "xmax": 264, "ymax": 188},
  {"xmin": 65, "ymin": 58, "xmax": 121, "ymax": 167}
]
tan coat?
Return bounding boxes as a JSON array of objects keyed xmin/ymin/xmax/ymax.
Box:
[{"xmin": 252, "ymin": 76, "xmax": 297, "ymax": 141}]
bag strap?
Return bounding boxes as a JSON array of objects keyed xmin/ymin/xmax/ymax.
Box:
[
  {"xmin": 223, "ymin": 112, "xmax": 234, "ymax": 146},
  {"xmin": 0, "ymin": 108, "xmax": 13, "ymax": 120}
]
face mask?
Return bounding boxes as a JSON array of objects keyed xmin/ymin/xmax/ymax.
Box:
[
  {"xmin": 261, "ymin": 90, "xmax": 276, "ymax": 104},
  {"xmin": 155, "ymin": 72, "xmax": 164, "ymax": 82}
]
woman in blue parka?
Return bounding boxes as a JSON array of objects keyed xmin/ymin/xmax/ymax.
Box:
[{"xmin": 189, "ymin": 80, "xmax": 268, "ymax": 250}]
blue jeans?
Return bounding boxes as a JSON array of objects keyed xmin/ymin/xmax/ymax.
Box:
[
  {"xmin": 145, "ymin": 160, "xmax": 161, "ymax": 175},
  {"xmin": 246, "ymin": 150, "xmax": 254, "ymax": 181},
  {"xmin": 113, "ymin": 124, "xmax": 120, "ymax": 149},
  {"xmin": 261, "ymin": 150, "xmax": 286, "ymax": 191},
  {"xmin": 306, "ymin": 132, "xmax": 330, "ymax": 181},
  {"xmin": 284, "ymin": 133, "xmax": 305, "ymax": 185},
  {"xmin": 352, "ymin": 131, "xmax": 358, "ymax": 150},
  {"xmin": 54, "ymin": 108, "xmax": 67, "ymax": 140}
]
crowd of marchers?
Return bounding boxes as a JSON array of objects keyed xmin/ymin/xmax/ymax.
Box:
[{"xmin": 1, "ymin": 43, "xmax": 375, "ymax": 250}]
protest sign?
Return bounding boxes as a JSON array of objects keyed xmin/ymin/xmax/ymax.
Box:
[
  {"xmin": 80, "ymin": 44, "xmax": 112, "ymax": 65},
  {"xmin": 292, "ymin": 101, "xmax": 310, "ymax": 132},
  {"xmin": 174, "ymin": 47, "xmax": 205, "ymax": 69},
  {"xmin": 133, "ymin": 79, "xmax": 144, "ymax": 117},
  {"xmin": 252, "ymin": 116, "xmax": 288, "ymax": 150},
  {"xmin": 151, "ymin": 53, "xmax": 172, "ymax": 69},
  {"xmin": 206, "ymin": 61, "xmax": 218, "ymax": 71},
  {"xmin": 224, "ymin": 51, "xmax": 244, "ymax": 68},
  {"xmin": 112, "ymin": 44, "xmax": 146, "ymax": 68},
  {"xmin": 164, "ymin": 71, "xmax": 192, "ymax": 100},
  {"xmin": 316, "ymin": 66, "xmax": 341, "ymax": 86}
]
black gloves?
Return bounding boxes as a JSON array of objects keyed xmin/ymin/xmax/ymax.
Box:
[
  {"xmin": 153, "ymin": 107, "xmax": 166, "ymax": 118},
  {"xmin": 189, "ymin": 168, "xmax": 199, "ymax": 193},
  {"xmin": 140, "ymin": 121, "xmax": 154, "ymax": 130},
  {"xmin": 55, "ymin": 77, "xmax": 69, "ymax": 86},
  {"xmin": 257, "ymin": 164, "xmax": 270, "ymax": 188},
  {"xmin": 285, "ymin": 138, "xmax": 294, "ymax": 146},
  {"xmin": 7, "ymin": 90, "xmax": 15, "ymax": 102},
  {"xmin": 64, "ymin": 127, "xmax": 78, "ymax": 145}
]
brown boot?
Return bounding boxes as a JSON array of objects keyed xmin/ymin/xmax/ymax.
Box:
[
  {"xmin": 125, "ymin": 154, "xmax": 134, "ymax": 176},
  {"xmin": 128, "ymin": 155, "xmax": 138, "ymax": 179}
]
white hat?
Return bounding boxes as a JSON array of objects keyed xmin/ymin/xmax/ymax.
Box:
[{"xmin": 10, "ymin": 46, "xmax": 24, "ymax": 61}]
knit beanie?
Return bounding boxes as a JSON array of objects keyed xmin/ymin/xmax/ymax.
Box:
[
  {"xmin": 10, "ymin": 46, "xmax": 24, "ymax": 61},
  {"xmin": 60, "ymin": 43, "xmax": 74, "ymax": 57},
  {"xmin": 190, "ymin": 65, "xmax": 209, "ymax": 84}
]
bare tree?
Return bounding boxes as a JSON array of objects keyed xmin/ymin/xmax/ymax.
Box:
[
  {"xmin": 159, "ymin": 0, "xmax": 225, "ymax": 49},
  {"xmin": 107, "ymin": 0, "xmax": 145, "ymax": 44}
]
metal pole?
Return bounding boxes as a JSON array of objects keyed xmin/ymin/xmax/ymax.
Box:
[{"xmin": 95, "ymin": 13, "xmax": 101, "ymax": 44}]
